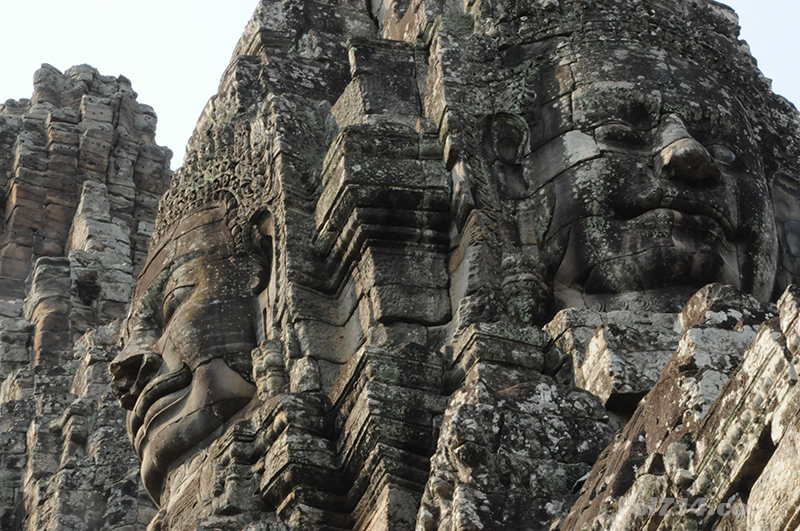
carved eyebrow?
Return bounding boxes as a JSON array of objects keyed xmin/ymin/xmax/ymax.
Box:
[
  {"xmin": 133, "ymin": 249, "xmax": 207, "ymax": 327},
  {"xmin": 163, "ymin": 259, "xmax": 201, "ymax": 296},
  {"xmin": 573, "ymin": 84, "xmax": 663, "ymax": 130}
]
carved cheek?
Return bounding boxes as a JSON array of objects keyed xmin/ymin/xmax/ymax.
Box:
[{"xmin": 157, "ymin": 295, "xmax": 257, "ymax": 373}]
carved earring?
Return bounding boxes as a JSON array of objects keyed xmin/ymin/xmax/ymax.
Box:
[{"xmin": 249, "ymin": 210, "xmax": 274, "ymax": 295}]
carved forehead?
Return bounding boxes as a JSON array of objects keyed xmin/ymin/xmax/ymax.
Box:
[
  {"xmin": 572, "ymin": 49, "xmax": 746, "ymax": 119},
  {"xmin": 569, "ymin": 47, "xmax": 757, "ymax": 150},
  {"xmin": 134, "ymin": 204, "xmax": 237, "ymax": 304}
]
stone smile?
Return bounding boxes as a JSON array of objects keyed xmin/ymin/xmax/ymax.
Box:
[
  {"xmin": 617, "ymin": 202, "xmax": 734, "ymax": 243},
  {"xmin": 129, "ymin": 364, "xmax": 192, "ymax": 450},
  {"xmin": 633, "ymin": 208, "xmax": 727, "ymax": 243}
]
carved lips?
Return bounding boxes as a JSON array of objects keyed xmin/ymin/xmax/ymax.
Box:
[{"xmin": 128, "ymin": 363, "xmax": 192, "ymax": 448}]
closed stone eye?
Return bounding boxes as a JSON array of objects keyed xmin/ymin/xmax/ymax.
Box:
[
  {"xmin": 706, "ymin": 144, "xmax": 737, "ymax": 166},
  {"xmin": 594, "ymin": 122, "xmax": 645, "ymax": 146},
  {"xmin": 163, "ymin": 285, "xmax": 194, "ymax": 325}
]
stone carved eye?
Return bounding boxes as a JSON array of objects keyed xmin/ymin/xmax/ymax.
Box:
[
  {"xmin": 594, "ymin": 122, "xmax": 645, "ymax": 146},
  {"xmin": 706, "ymin": 144, "xmax": 737, "ymax": 166},
  {"xmin": 162, "ymin": 285, "xmax": 194, "ymax": 325}
]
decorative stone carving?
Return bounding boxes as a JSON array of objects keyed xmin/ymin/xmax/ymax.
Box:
[
  {"xmin": 3, "ymin": 0, "xmax": 800, "ymax": 530},
  {"xmin": 110, "ymin": 203, "xmax": 268, "ymax": 503},
  {"xmin": 106, "ymin": 0, "xmax": 800, "ymax": 529}
]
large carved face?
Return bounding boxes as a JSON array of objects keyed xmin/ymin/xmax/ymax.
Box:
[
  {"xmin": 525, "ymin": 47, "xmax": 778, "ymax": 311},
  {"xmin": 110, "ymin": 204, "xmax": 259, "ymax": 504}
]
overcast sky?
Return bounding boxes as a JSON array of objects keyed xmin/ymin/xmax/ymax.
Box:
[{"xmin": 1, "ymin": 1, "xmax": 797, "ymax": 170}]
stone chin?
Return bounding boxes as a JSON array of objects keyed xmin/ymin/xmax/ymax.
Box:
[
  {"xmin": 553, "ymin": 207, "xmax": 776, "ymax": 309},
  {"xmin": 591, "ymin": 210, "xmax": 737, "ymax": 292},
  {"xmin": 130, "ymin": 359, "xmax": 255, "ymax": 504}
]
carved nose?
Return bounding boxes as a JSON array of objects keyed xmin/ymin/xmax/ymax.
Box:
[
  {"xmin": 110, "ymin": 349, "xmax": 163, "ymax": 410},
  {"xmin": 656, "ymin": 137, "xmax": 721, "ymax": 186}
]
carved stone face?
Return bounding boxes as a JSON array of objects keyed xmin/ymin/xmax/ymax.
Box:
[
  {"xmin": 110, "ymin": 204, "xmax": 259, "ymax": 505},
  {"xmin": 526, "ymin": 47, "xmax": 777, "ymax": 310}
]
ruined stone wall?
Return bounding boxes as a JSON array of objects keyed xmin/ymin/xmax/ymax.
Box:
[{"xmin": 0, "ymin": 64, "xmax": 171, "ymax": 530}]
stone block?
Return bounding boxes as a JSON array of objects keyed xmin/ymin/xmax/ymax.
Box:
[
  {"xmin": 581, "ymin": 323, "xmax": 678, "ymax": 412},
  {"xmin": 96, "ymin": 301, "xmax": 128, "ymax": 321},
  {"xmin": 260, "ymin": 428, "xmax": 338, "ymax": 503},
  {"xmin": 316, "ymin": 154, "xmax": 448, "ymax": 234},
  {"xmin": 78, "ymin": 149, "xmax": 110, "ymax": 173},
  {"xmin": 295, "ymin": 317, "xmax": 364, "ymax": 364},
  {"xmin": 38, "ymin": 222, "xmax": 71, "ymax": 244},
  {"xmin": 12, "ymin": 167, "xmax": 47, "ymax": 188},
  {"xmin": 452, "ymin": 322, "xmax": 548, "ymax": 374},
  {"xmin": 0, "ymin": 342, "xmax": 30, "ymax": 364},
  {"xmin": 32, "ymin": 238, "xmax": 64, "ymax": 257},
  {"xmin": 6, "ymin": 205, "xmax": 43, "ymax": 229},
  {"xmin": 359, "ymin": 484, "xmax": 420, "ymax": 531},
  {"xmin": 370, "ymin": 284, "xmax": 449, "ymax": 325},
  {"xmin": 81, "ymin": 96, "xmax": 114, "ymax": 123},
  {"xmin": 678, "ymin": 283, "xmax": 769, "ymax": 333},
  {"xmin": 46, "ymin": 107, "xmax": 80, "ymax": 125},
  {"xmin": 331, "ymin": 345, "xmax": 442, "ymax": 406},
  {"xmin": 14, "ymin": 144, "xmax": 48, "ymax": 172},
  {"xmin": 3, "ymin": 226, "xmax": 35, "ymax": 246},
  {"xmin": 47, "ymin": 122, "xmax": 79, "ymax": 146},
  {"xmin": 32, "ymin": 312, "xmax": 70, "ymax": 334},
  {"xmin": 6, "ymin": 182, "xmax": 43, "ymax": 211},
  {"xmin": 0, "ymin": 243, "xmax": 33, "ymax": 263},
  {"xmin": 42, "ymin": 203, "xmax": 75, "ymax": 225},
  {"xmin": 0, "ymin": 301, "xmax": 23, "ymax": 319},
  {"xmin": 0, "ymin": 259, "xmax": 30, "ymax": 281},
  {"xmin": 32, "ymin": 327, "xmax": 70, "ymax": 353},
  {"xmin": 348, "ymin": 38, "xmax": 416, "ymax": 78},
  {"xmin": 359, "ymin": 248, "xmax": 447, "ymax": 291},
  {"xmin": 106, "ymin": 182, "xmax": 136, "ymax": 202}
]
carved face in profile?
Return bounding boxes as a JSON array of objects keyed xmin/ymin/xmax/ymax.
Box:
[
  {"xmin": 110, "ymin": 204, "xmax": 261, "ymax": 504},
  {"xmin": 524, "ymin": 46, "xmax": 778, "ymax": 310}
]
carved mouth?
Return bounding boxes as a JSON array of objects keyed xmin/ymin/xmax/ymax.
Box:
[
  {"xmin": 129, "ymin": 364, "xmax": 192, "ymax": 449},
  {"xmin": 566, "ymin": 207, "xmax": 737, "ymax": 296},
  {"xmin": 615, "ymin": 199, "xmax": 735, "ymax": 242},
  {"xmin": 633, "ymin": 208, "xmax": 727, "ymax": 243}
]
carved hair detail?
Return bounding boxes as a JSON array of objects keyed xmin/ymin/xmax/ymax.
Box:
[{"xmin": 151, "ymin": 161, "xmax": 277, "ymax": 255}]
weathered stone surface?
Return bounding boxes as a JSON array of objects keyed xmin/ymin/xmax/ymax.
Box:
[
  {"xmin": 5, "ymin": 0, "xmax": 800, "ymax": 530},
  {"xmin": 106, "ymin": 0, "xmax": 800, "ymax": 529},
  {"xmin": 417, "ymin": 326, "xmax": 615, "ymax": 531},
  {"xmin": 0, "ymin": 64, "xmax": 172, "ymax": 299},
  {"xmin": 558, "ymin": 285, "xmax": 791, "ymax": 531},
  {"xmin": 546, "ymin": 309, "xmax": 679, "ymax": 412},
  {"xmin": 0, "ymin": 65, "xmax": 169, "ymax": 530}
]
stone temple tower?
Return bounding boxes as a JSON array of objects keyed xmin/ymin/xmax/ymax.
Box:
[
  {"xmin": 0, "ymin": 65, "xmax": 171, "ymax": 530},
  {"xmin": 108, "ymin": 0, "xmax": 800, "ymax": 529},
  {"xmin": 7, "ymin": 0, "xmax": 800, "ymax": 530}
]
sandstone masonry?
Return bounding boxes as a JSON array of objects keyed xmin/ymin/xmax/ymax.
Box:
[{"xmin": 0, "ymin": 64, "xmax": 171, "ymax": 531}]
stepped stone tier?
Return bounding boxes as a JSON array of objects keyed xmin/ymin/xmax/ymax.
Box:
[
  {"xmin": 3, "ymin": 0, "xmax": 800, "ymax": 530},
  {"xmin": 0, "ymin": 65, "xmax": 171, "ymax": 529}
]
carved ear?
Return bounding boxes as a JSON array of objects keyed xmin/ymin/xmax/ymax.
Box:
[{"xmin": 249, "ymin": 209, "xmax": 274, "ymax": 294}]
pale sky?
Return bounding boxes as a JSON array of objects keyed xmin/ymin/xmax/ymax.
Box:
[{"xmin": 1, "ymin": 1, "xmax": 797, "ymax": 170}]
